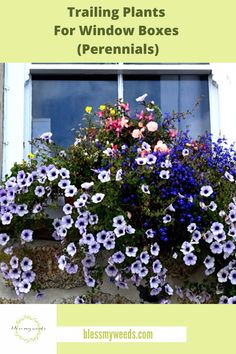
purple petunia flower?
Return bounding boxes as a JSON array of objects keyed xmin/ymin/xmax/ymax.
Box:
[
  {"xmin": 75, "ymin": 216, "xmax": 88, "ymax": 230},
  {"xmin": 74, "ymin": 198, "xmax": 86, "ymax": 209},
  {"xmin": 0, "ymin": 262, "xmax": 8, "ymax": 272},
  {"xmin": 58, "ymin": 255, "xmax": 67, "ymax": 270},
  {"xmin": 126, "ymin": 225, "xmax": 135, "ymax": 234},
  {"xmin": 65, "ymin": 185, "xmax": 77, "ymax": 197},
  {"xmin": 191, "ymin": 230, "xmax": 202, "ymax": 244},
  {"xmin": 205, "ymin": 267, "xmax": 215, "ymax": 276},
  {"xmin": 125, "ymin": 246, "xmax": 138, "ymax": 257},
  {"xmin": 223, "ymin": 240, "xmax": 235, "ymax": 255},
  {"xmin": 18, "ymin": 279, "xmax": 31, "ymax": 294},
  {"xmin": 114, "ymin": 226, "xmax": 126, "ymax": 238},
  {"xmin": 20, "ymin": 257, "xmax": 33, "ymax": 272},
  {"xmin": 82, "ymin": 233, "xmax": 95, "ymax": 245},
  {"xmin": 21, "ymin": 229, "xmax": 33, "ymax": 243},
  {"xmin": 165, "ymin": 284, "xmax": 174, "ymax": 295},
  {"xmin": 67, "ymin": 243, "xmax": 77, "ymax": 257},
  {"xmin": 10, "ymin": 256, "xmax": 19, "ymax": 269},
  {"xmin": 32, "ymin": 203, "xmax": 42, "ymax": 214},
  {"xmin": 208, "ymin": 201, "xmax": 217, "ymax": 211},
  {"xmin": 229, "ymin": 209, "xmax": 236, "ymax": 222},
  {"xmin": 81, "ymin": 254, "xmax": 96, "ymax": 268},
  {"xmin": 204, "ymin": 230, "xmax": 214, "ymax": 243},
  {"xmin": 183, "ymin": 253, "xmax": 197, "ymax": 266},
  {"xmin": 112, "ymin": 215, "xmax": 126, "ymax": 228},
  {"xmin": 146, "ymin": 154, "xmax": 157, "ymax": 165},
  {"xmin": 187, "ymin": 223, "xmax": 197, "ymax": 233},
  {"xmin": 218, "ymin": 295, "xmax": 229, "ymax": 304},
  {"xmin": 9, "ymin": 268, "xmax": 21, "ymax": 280},
  {"xmin": 1, "ymin": 212, "xmax": 13, "ymax": 225},
  {"xmin": 103, "ymin": 237, "xmax": 115, "ymax": 250},
  {"xmin": 63, "ymin": 203, "xmax": 73, "ymax": 215},
  {"xmin": 139, "ymin": 267, "xmax": 149, "ymax": 278},
  {"xmin": 150, "ymin": 276, "xmax": 160, "ymax": 289},
  {"xmin": 88, "ymin": 241, "xmax": 100, "ymax": 254},
  {"xmin": 203, "ymin": 255, "xmax": 215, "ymax": 269},
  {"xmin": 22, "ymin": 270, "xmax": 36, "ymax": 283},
  {"xmin": 34, "ymin": 186, "xmax": 45, "ymax": 197},
  {"xmin": 228, "ymin": 296, "xmax": 236, "ymax": 304},
  {"xmin": 150, "ymin": 242, "xmax": 160, "ymax": 256},
  {"xmin": 152, "ymin": 260, "xmax": 162, "ymax": 273},
  {"xmin": 140, "ymin": 251, "xmax": 150, "ymax": 265},
  {"xmin": 16, "ymin": 204, "xmax": 28, "ymax": 217},
  {"xmin": 96, "ymin": 230, "xmax": 107, "ymax": 244},
  {"xmin": 115, "ymin": 281, "xmax": 129, "ymax": 289},
  {"xmin": 131, "ymin": 260, "xmax": 142, "ymax": 274},
  {"xmin": 229, "ymin": 270, "xmax": 236, "ymax": 285},
  {"xmin": 210, "ymin": 241, "xmax": 223, "ymax": 254},
  {"xmin": 89, "ymin": 214, "xmax": 99, "ymax": 225},
  {"xmin": 145, "ymin": 229, "xmax": 155, "ymax": 238},
  {"xmin": 59, "ymin": 168, "xmax": 70, "ymax": 179},
  {"xmin": 163, "ymin": 214, "xmax": 172, "ymax": 224},
  {"xmin": 105, "ymin": 264, "xmax": 118, "ymax": 277},
  {"xmin": 210, "ymin": 222, "xmax": 224, "ymax": 235},
  {"xmin": 180, "ymin": 241, "xmax": 194, "ymax": 255},
  {"xmin": 66, "ymin": 263, "xmax": 78, "ymax": 274},
  {"xmin": 0, "ymin": 233, "xmax": 10, "ymax": 246},
  {"xmin": 58, "ymin": 179, "xmax": 71, "ymax": 189},
  {"xmin": 62, "ymin": 215, "xmax": 74, "ymax": 229},
  {"xmin": 217, "ymin": 268, "xmax": 229, "ymax": 283},
  {"xmin": 214, "ymin": 232, "xmax": 226, "ymax": 242},
  {"xmin": 74, "ymin": 296, "xmax": 86, "ymax": 304},
  {"xmin": 112, "ymin": 251, "xmax": 125, "ymax": 264}
]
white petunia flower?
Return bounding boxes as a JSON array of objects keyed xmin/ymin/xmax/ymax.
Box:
[
  {"xmin": 98, "ymin": 170, "xmax": 111, "ymax": 183},
  {"xmin": 224, "ymin": 171, "xmax": 234, "ymax": 182},
  {"xmin": 136, "ymin": 93, "xmax": 148, "ymax": 102},
  {"xmin": 91, "ymin": 193, "xmax": 105, "ymax": 203},
  {"xmin": 115, "ymin": 169, "xmax": 122, "ymax": 181},
  {"xmin": 159, "ymin": 170, "xmax": 170, "ymax": 179},
  {"xmin": 200, "ymin": 185, "xmax": 213, "ymax": 197},
  {"xmin": 141, "ymin": 184, "xmax": 150, "ymax": 194}
]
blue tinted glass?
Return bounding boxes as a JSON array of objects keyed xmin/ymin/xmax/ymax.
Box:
[
  {"xmin": 32, "ymin": 76, "xmax": 117, "ymax": 147},
  {"xmin": 124, "ymin": 75, "xmax": 210, "ymax": 137}
]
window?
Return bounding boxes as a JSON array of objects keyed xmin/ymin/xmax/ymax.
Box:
[
  {"xmin": 32, "ymin": 75, "xmax": 117, "ymax": 147},
  {"xmin": 31, "ymin": 64, "xmax": 211, "ymax": 147},
  {"xmin": 7, "ymin": 63, "xmax": 231, "ymax": 178}
]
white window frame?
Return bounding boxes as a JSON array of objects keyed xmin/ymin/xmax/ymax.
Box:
[{"xmin": 3, "ymin": 62, "xmax": 226, "ymax": 177}]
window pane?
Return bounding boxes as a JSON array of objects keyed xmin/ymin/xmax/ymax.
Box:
[
  {"xmin": 32, "ymin": 76, "xmax": 117, "ymax": 147},
  {"xmin": 124, "ymin": 75, "xmax": 210, "ymax": 137}
]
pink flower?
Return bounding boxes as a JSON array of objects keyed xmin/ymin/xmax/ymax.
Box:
[
  {"xmin": 120, "ymin": 102, "xmax": 129, "ymax": 111},
  {"xmin": 146, "ymin": 121, "xmax": 158, "ymax": 132},
  {"xmin": 154, "ymin": 140, "xmax": 170, "ymax": 153},
  {"xmin": 120, "ymin": 116, "xmax": 129, "ymax": 128},
  {"xmin": 132, "ymin": 129, "xmax": 142, "ymax": 139},
  {"xmin": 169, "ymin": 129, "xmax": 178, "ymax": 138}
]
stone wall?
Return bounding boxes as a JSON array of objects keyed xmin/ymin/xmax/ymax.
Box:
[{"xmin": 0, "ymin": 63, "xmax": 4, "ymax": 180}]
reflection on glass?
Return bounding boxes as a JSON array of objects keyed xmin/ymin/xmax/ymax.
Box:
[
  {"xmin": 32, "ymin": 76, "xmax": 117, "ymax": 147},
  {"xmin": 124, "ymin": 75, "xmax": 210, "ymax": 137}
]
